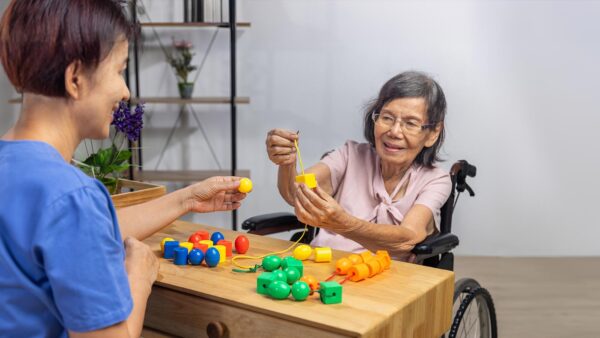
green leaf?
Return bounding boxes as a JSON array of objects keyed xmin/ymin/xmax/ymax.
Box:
[{"xmin": 113, "ymin": 150, "xmax": 132, "ymax": 164}]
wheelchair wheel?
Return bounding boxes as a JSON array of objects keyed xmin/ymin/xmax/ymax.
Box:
[{"xmin": 447, "ymin": 278, "xmax": 497, "ymax": 338}]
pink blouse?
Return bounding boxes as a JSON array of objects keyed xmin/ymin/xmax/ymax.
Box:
[{"xmin": 310, "ymin": 140, "xmax": 452, "ymax": 254}]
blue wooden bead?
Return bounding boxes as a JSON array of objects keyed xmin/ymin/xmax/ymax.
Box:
[
  {"xmin": 210, "ymin": 231, "xmax": 225, "ymax": 245},
  {"xmin": 205, "ymin": 247, "xmax": 220, "ymax": 267},
  {"xmin": 188, "ymin": 248, "xmax": 204, "ymax": 265},
  {"xmin": 163, "ymin": 241, "xmax": 180, "ymax": 259},
  {"xmin": 174, "ymin": 247, "xmax": 188, "ymax": 265}
]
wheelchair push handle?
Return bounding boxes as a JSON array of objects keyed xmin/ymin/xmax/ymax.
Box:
[{"xmin": 452, "ymin": 160, "xmax": 477, "ymax": 197}]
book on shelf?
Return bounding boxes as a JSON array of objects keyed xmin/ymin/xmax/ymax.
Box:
[{"xmin": 184, "ymin": 0, "xmax": 229, "ymax": 24}]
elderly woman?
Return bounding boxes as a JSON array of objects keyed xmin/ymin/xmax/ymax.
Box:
[
  {"xmin": 0, "ymin": 1, "xmax": 246, "ymax": 337},
  {"xmin": 266, "ymin": 71, "xmax": 451, "ymax": 261}
]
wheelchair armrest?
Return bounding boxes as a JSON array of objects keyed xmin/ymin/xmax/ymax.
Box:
[
  {"xmin": 412, "ymin": 233, "xmax": 459, "ymax": 257},
  {"xmin": 241, "ymin": 212, "xmax": 305, "ymax": 235}
]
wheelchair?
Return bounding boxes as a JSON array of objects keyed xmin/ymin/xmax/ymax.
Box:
[{"xmin": 242, "ymin": 160, "xmax": 497, "ymax": 338}]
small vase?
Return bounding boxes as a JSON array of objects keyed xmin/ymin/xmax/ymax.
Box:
[{"xmin": 178, "ymin": 82, "xmax": 194, "ymax": 99}]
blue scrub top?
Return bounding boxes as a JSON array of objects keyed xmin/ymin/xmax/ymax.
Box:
[{"xmin": 0, "ymin": 140, "xmax": 132, "ymax": 337}]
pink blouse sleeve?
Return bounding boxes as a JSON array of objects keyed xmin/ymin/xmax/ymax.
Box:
[{"xmin": 414, "ymin": 169, "xmax": 452, "ymax": 226}]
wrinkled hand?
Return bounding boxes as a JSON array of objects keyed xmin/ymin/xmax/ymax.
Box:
[
  {"xmin": 186, "ymin": 176, "xmax": 247, "ymax": 213},
  {"xmin": 294, "ymin": 184, "xmax": 355, "ymax": 233},
  {"xmin": 124, "ymin": 237, "xmax": 159, "ymax": 292},
  {"xmin": 266, "ymin": 129, "xmax": 298, "ymax": 166}
]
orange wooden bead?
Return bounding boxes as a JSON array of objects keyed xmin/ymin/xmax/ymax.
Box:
[
  {"xmin": 359, "ymin": 250, "xmax": 373, "ymax": 263},
  {"xmin": 347, "ymin": 263, "xmax": 370, "ymax": 282},
  {"xmin": 347, "ymin": 254, "xmax": 362, "ymax": 265},
  {"xmin": 374, "ymin": 256, "xmax": 388, "ymax": 271},
  {"xmin": 365, "ymin": 259, "xmax": 382, "ymax": 278},
  {"xmin": 335, "ymin": 257, "xmax": 353, "ymax": 275},
  {"xmin": 376, "ymin": 250, "xmax": 391, "ymax": 269},
  {"xmin": 300, "ymin": 275, "xmax": 319, "ymax": 294}
]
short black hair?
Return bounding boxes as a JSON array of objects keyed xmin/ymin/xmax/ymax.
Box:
[
  {"xmin": 0, "ymin": 0, "xmax": 137, "ymax": 97},
  {"xmin": 363, "ymin": 71, "xmax": 447, "ymax": 167}
]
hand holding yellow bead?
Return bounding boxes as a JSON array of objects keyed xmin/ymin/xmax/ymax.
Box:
[{"xmin": 238, "ymin": 178, "xmax": 253, "ymax": 193}]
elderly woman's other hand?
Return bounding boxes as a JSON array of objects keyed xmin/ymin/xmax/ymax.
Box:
[
  {"xmin": 185, "ymin": 176, "xmax": 247, "ymax": 213},
  {"xmin": 294, "ymin": 184, "xmax": 357, "ymax": 233},
  {"xmin": 266, "ymin": 129, "xmax": 298, "ymax": 166}
]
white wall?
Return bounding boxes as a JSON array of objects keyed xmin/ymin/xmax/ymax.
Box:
[
  {"xmin": 236, "ymin": 0, "xmax": 600, "ymax": 256},
  {"xmin": 1, "ymin": 1, "xmax": 599, "ymax": 256}
]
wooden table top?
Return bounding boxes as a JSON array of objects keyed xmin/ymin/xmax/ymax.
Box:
[{"xmin": 144, "ymin": 220, "xmax": 454, "ymax": 337}]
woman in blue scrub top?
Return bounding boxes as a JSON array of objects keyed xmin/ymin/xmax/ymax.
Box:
[{"xmin": 0, "ymin": 1, "xmax": 247, "ymax": 337}]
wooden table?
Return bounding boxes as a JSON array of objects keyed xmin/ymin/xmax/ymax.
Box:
[{"xmin": 142, "ymin": 220, "xmax": 454, "ymax": 338}]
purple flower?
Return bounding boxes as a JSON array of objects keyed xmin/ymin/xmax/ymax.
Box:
[{"xmin": 112, "ymin": 101, "xmax": 144, "ymax": 142}]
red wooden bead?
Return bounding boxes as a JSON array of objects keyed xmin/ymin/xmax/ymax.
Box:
[
  {"xmin": 217, "ymin": 240, "xmax": 233, "ymax": 257},
  {"xmin": 193, "ymin": 230, "xmax": 210, "ymax": 241},
  {"xmin": 234, "ymin": 235, "xmax": 249, "ymax": 254},
  {"xmin": 188, "ymin": 233, "xmax": 203, "ymax": 244},
  {"xmin": 193, "ymin": 242, "xmax": 209, "ymax": 253}
]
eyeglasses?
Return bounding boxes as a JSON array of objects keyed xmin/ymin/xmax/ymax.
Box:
[{"xmin": 371, "ymin": 111, "xmax": 436, "ymax": 135}]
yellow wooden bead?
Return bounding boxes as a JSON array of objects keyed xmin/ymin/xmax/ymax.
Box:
[
  {"xmin": 293, "ymin": 244, "xmax": 313, "ymax": 261},
  {"xmin": 295, "ymin": 173, "xmax": 317, "ymax": 188},
  {"xmin": 199, "ymin": 240, "xmax": 213, "ymax": 248},
  {"xmin": 238, "ymin": 178, "xmax": 253, "ymax": 193},
  {"xmin": 214, "ymin": 245, "xmax": 227, "ymax": 263},
  {"xmin": 180, "ymin": 242, "xmax": 194, "ymax": 253},
  {"xmin": 313, "ymin": 247, "xmax": 332, "ymax": 263},
  {"xmin": 161, "ymin": 237, "xmax": 174, "ymax": 253}
]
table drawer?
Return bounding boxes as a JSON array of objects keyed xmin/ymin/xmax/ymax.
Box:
[{"xmin": 144, "ymin": 286, "xmax": 350, "ymax": 338}]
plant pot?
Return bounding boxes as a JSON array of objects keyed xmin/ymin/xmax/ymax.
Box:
[
  {"xmin": 178, "ymin": 82, "xmax": 194, "ymax": 99},
  {"xmin": 111, "ymin": 179, "xmax": 167, "ymax": 208}
]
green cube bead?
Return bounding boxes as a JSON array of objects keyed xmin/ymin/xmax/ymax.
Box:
[
  {"xmin": 281, "ymin": 256, "xmax": 304, "ymax": 276},
  {"xmin": 319, "ymin": 281, "xmax": 343, "ymax": 304},
  {"xmin": 257, "ymin": 272, "xmax": 276, "ymax": 295}
]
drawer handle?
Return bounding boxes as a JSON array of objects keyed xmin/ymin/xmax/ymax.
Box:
[{"xmin": 206, "ymin": 321, "xmax": 229, "ymax": 338}]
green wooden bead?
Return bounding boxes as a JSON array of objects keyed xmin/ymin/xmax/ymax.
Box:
[
  {"xmin": 284, "ymin": 267, "xmax": 301, "ymax": 284},
  {"xmin": 291, "ymin": 281, "xmax": 310, "ymax": 301},
  {"xmin": 267, "ymin": 280, "xmax": 291, "ymax": 300},
  {"xmin": 262, "ymin": 255, "xmax": 282, "ymax": 271},
  {"xmin": 281, "ymin": 256, "xmax": 304, "ymax": 275},
  {"xmin": 256, "ymin": 272, "xmax": 276, "ymax": 295},
  {"xmin": 272, "ymin": 270, "xmax": 286, "ymax": 282},
  {"xmin": 319, "ymin": 281, "xmax": 343, "ymax": 304}
]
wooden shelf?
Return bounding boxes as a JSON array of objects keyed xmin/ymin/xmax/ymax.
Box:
[
  {"xmin": 134, "ymin": 169, "xmax": 250, "ymax": 182},
  {"xmin": 131, "ymin": 97, "xmax": 250, "ymax": 105},
  {"xmin": 141, "ymin": 22, "xmax": 251, "ymax": 28}
]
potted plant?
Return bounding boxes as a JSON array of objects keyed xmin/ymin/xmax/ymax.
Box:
[
  {"xmin": 75, "ymin": 101, "xmax": 166, "ymax": 207},
  {"xmin": 168, "ymin": 39, "xmax": 197, "ymax": 98}
]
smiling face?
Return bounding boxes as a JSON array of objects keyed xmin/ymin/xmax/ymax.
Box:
[
  {"xmin": 73, "ymin": 38, "xmax": 130, "ymax": 140},
  {"xmin": 373, "ymin": 97, "xmax": 441, "ymax": 170}
]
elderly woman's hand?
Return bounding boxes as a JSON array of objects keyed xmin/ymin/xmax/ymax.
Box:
[
  {"xmin": 185, "ymin": 176, "xmax": 247, "ymax": 213},
  {"xmin": 294, "ymin": 184, "xmax": 356, "ymax": 233},
  {"xmin": 266, "ymin": 129, "xmax": 298, "ymax": 166}
]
